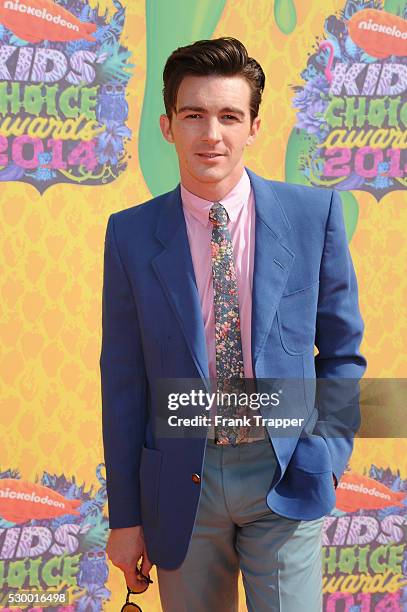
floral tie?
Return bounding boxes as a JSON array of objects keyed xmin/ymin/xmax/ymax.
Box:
[{"xmin": 209, "ymin": 202, "xmax": 251, "ymax": 445}]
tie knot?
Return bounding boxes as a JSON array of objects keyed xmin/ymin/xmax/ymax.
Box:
[{"xmin": 209, "ymin": 202, "xmax": 228, "ymax": 228}]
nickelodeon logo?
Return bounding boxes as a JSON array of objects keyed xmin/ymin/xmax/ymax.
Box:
[
  {"xmin": 0, "ymin": 479, "xmax": 81, "ymax": 523},
  {"xmin": 338, "ymin": 481, "xmax": 391, "ymax": 501},
  {"xmin": 357, "ymin": 17, "xmax": 407, "ymax": 40},
  {"xmin": 3, "ymin": 0, "xmax": 79, "ymax": 31},
  {"xmin": 0, "ymin": 485, "xmax": 67, "ymax": 509},
  {"xmin": 335, "ymin": 472, "xmax": 405, "ymax": 513},
  {"xmin": 348, "ymin": 8, "xmax": 407, "ymax": 59},
  {"xmin": 0, "ymin": 0, "xmax": 96, "ymax": 43}
]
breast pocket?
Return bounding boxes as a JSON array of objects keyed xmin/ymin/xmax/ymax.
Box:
[{"xmin": 277, "ymin": 281, "xmax": 319, "ymax": 355}]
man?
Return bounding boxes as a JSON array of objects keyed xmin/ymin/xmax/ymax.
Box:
[{"xmin": 100, "ymin": 37, "xmax": 366, "ymax": 611}]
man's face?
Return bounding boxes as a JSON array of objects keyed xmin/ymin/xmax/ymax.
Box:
[{"xmin": 160, "ymin": 75, "xmax": 260, "ymax": 197}]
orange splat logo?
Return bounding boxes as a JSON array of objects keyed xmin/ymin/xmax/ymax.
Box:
[
  {"xmin": 336, "ymin": 471, "xmax": 406, "ymax": 513},
  {"xmin": 348, "ymin": 9, "xmax": 407, "ymax": 59},
  {"xmin": 0, "ymin": 0, "xmax": 96, "ymax": 43},
  {"xmin": 0, "ymin": 478, "xmax": 81, "ymax": 523}
]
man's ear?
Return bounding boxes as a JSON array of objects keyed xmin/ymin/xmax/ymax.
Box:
[
  {"xmin": 160, "ymin": 114, "xmax": 174, "ymax": 144},
  {"xmin": 246, "ymin": 116, "xmax": 261, "ymax": 146}
]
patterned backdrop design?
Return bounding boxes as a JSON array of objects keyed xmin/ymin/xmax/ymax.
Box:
[
  {"xmin": 0, "ymin": 0, "xmax": 134, "ymax": 193},
  {"xmin": 0, "ymin": 0, "xmax": 406, "ymax": 610}
]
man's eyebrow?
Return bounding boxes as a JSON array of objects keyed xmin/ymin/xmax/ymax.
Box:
[{"xmin": 176, "ymin": 106, "xmax": 246, "ymax": 117}]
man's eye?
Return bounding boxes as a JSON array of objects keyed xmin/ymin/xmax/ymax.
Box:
[
  {"xmin": 223, "ymin": 115, "xmax": 238, "ymax": 121},
  {"xmin": 186, "ymin": 114, "xmax": 201, "ymax": 119}
]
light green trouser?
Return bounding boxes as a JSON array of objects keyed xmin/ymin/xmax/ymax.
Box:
[{"xmin": 157, "ymin": 437, "xmax": 324, "ymax": 611}]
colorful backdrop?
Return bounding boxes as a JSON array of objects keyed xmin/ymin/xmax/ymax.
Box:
[{"xmin": 0, "ymin": 0, "xmax": 406, "ymax": 610}]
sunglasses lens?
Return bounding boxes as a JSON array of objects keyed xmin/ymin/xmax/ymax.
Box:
[
  {"xmin": 122, "ymin": 604, "xmax": 142, "ymax": 612},
  {"xmin": 132, "ymin": 581, "xmax": 149, "ymax": 594}
]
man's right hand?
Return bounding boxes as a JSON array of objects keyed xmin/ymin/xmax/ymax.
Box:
[{"xmin": 106, "ymin": 526, "xmax": 153, "ymax": 592}]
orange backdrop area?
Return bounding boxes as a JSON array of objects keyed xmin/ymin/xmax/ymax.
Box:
[{"xmin": 0, "ymin": 0, "xmax": 406, "ymax": 611}]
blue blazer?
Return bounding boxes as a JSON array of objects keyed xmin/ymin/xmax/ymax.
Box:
[{"xmin": 100, "ymin": 168, "xmax": 366, "ymax": 570}]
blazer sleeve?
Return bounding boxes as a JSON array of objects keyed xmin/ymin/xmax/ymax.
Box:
[
  {"xmin": 100, "ymin": 213, "xmax": 148, "ymax": 528},
  {"xmin": 313, "ymin": 189, "xmax": 367, "ymax": 483}
]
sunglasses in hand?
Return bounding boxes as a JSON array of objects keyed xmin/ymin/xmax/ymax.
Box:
[{"xmin": 120, "ymin": 568, "xmax": 154, "ymax": 612}]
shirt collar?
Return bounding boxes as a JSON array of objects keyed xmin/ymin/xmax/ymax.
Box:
[{"xmin": 180, "ymin": 168, "xmax": 251, "ymax": 227}]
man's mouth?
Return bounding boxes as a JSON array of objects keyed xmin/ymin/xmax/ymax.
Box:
[{"xmin": 197, "ymin": 153, "xmax": 223, "ymax": 158}]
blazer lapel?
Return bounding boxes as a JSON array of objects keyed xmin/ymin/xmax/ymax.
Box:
[
  {"xmin": 151, "ymin": 186, "xmax": 210, "ymax": 385},
  {"xmin": 246, "ymin": 168, "xmax": 295, "ymax": 372}
]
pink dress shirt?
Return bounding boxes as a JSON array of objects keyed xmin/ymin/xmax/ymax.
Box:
[{"xmin": 181, "ymin": 169, "xmax": 266, "ymax": 442}]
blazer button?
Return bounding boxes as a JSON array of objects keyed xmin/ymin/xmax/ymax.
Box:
[{"xmin": 191, "ymin": 473, "xmax": 201, "ymax": 484}]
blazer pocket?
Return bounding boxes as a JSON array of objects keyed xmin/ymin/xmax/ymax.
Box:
[
  {"xmin": 277, "ymin": 281, "xmax": 319, "ymax": 355},
  {"xmin": 139, "ymin": 445, "xmax": 163, "ymax": 527},
  {"xmin": 290, "ymin": 434, "xmax": 332, "ymax": 473},
  {"xmin": 275, "ymin": 464, "xmax": 336, "ymax": 514}
]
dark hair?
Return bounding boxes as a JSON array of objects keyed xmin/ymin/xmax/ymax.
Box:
[{"xmin": 162, "ymin": 37, "xmax": 265, "ymax": 125}]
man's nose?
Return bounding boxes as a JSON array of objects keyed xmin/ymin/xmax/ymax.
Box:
[{"xmin": 202, "ymin": 118, "xmax": 221, "ymax": 143}]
